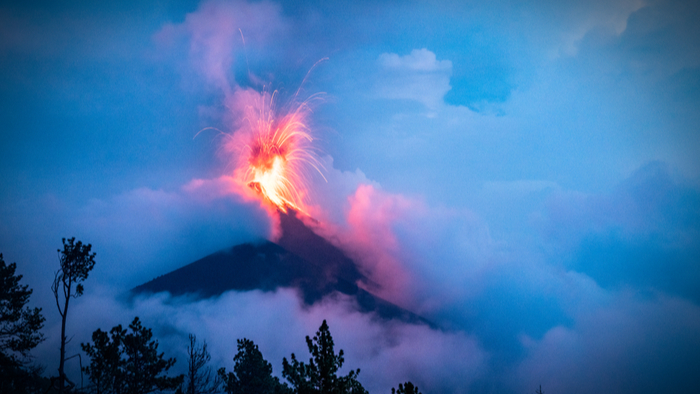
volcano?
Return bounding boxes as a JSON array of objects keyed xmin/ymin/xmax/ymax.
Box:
[{"xmin": 132, "ymin": 209, "xmax": 429, "ymax": 325}]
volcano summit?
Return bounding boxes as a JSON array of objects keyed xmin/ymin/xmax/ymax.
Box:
[{"xmin": 132, "ymin": 208, "xmax": 429, "ymax": 326}]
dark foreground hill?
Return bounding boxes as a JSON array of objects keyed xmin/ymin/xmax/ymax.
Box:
[{"xmin": 132, "ymin": 209, "xmax": 430, "ymax": 325}]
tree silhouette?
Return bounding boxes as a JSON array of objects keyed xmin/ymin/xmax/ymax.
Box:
[
  {"xmin": 535, "ymin": 385, "xmax": 544, "ymax": 394},
  {"xmin": 0, "ymin": 253, "xmax": 46, "ymax": 392},
  {"xmin": 282, "ymin": 320, "xmax": 367, "ymax": 394},
  {"xmin": 82, "ymin": 323, "xmax": 121, "ymax": 394},
  {"xmin": 391, "ymin": 382, "xmax": 421, "ymax": 394},
  {"xmin": 218, "ymin": 338, "xmax": 291, "ymax": 394},
  {"xmin": 52, "ymin": 237, "xmax": 96, "ymax": 393},
  {"xmin": 81, "ymin": 317, "xmax": 183, "ymax": 394},
  {"xmin": 184, "ymin": 334, "xmax": 219, "ymax": 394}
]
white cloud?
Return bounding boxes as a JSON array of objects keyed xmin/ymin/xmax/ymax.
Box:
[
  {"xmin": 379, "ymin": 48, "xmax": 452, "ymax": 72},
  {"xmin": 375, "ymin": 49, "xmax": 453, "ymax": 111},
  {"xmin": 36, "ymin": 287, "xmax": 487, "ymax": 394}
]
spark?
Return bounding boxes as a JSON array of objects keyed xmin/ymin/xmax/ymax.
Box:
[{"xmin": 229, "ymin": 88, "xmax": 325, "ymax": 214}]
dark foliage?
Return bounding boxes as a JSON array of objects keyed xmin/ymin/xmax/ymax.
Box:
[
  {"xmin": 0, "ymin": 253, "xmax": 45, "ymax": 363},
  {"xmin": 53, "ymin": 237, "xmax": 96, "ymax": 392},
  {"xmin": 282, "ymin": 320, "xmax": 367, "ymax": 394},
  {"xmin": 81, "ymin": 317, "xmax": 183, "ymax": 394},
  {"xmin": 0, "ymin": 361, "xmax": 53, "ymax": 394},
  {"xmin": 0, "ymin": 253, "xmax": 46, "ymax": 392},
  {"xmin": 391, "ymin": 382, "xmax": 421, "ymax": 394},
  {"xmin": 183, "ymin": 334, "xmax": 219, "ymax": 394},
  {"xmin": 218, "ymin": 338, "xmax": 291, "ymax": 394}
]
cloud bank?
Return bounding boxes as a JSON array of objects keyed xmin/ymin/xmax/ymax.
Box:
[{"xmin": 2, "ymin": 0, "xmax": 699, "ymax": 393}]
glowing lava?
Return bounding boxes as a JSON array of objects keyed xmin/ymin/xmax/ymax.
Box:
[{"xmin": 231, "ymin": 90, "xmax": 324, "ymax": 213}]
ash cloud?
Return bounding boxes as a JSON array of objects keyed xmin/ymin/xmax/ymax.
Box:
[{"xmin": 153, "ymin": 0, "xmax": 288, "ymax": 96}]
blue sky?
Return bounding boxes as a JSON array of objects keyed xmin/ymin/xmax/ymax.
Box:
[{"xmin": 1, "ymin": 0, "xmax": 699, "ymax": 393}]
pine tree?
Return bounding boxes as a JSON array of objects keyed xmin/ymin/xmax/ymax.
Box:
[
  {"xmin": 218, "ymin": 338, "xmax": 290, "ymax": 394},
  {"xmin": 391, "ymin": 382, "xmax": 421, "ymax": 394},
  {"xmin": 0, "ymin": 253, "xmax": 46, "ymax": 393},
  {"xmin": 282, "ymin": 320, "xmax": 367, "ymax": 394},
  {"xmin": 82, "ymin": 317, "xmax": 183, "ymax": 394},
  {"xmin": 53, "ymin": 237, "xmax": 96, "ymax": 393}
]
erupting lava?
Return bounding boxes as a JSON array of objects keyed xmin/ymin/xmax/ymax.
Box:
[{"xmin": 230, "ymin": 90, "xmax": 324, "ymax": 214}]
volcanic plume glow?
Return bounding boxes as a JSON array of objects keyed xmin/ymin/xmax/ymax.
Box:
[{"xmin": 229, "ymin": 89, "xmax": 324, "ymax": 214}]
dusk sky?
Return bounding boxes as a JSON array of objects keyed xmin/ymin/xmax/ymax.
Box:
[{"xmin": 1, "ymin": 0, "xmax": 699, "ymax": 393}]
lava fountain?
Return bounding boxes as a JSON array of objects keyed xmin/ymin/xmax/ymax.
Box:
[{"xmin": 226, "ymin": 89, "xmax": 325, "ymax": 214}]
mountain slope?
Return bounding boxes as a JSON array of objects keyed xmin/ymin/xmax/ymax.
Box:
[{"xmin": 132, "ymin": 209, "xmax": 430, "ymax": 325}]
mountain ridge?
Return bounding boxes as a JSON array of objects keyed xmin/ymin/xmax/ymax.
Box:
[{"xmin": 131, "ymin": 209, "xmax": 432, "ymax": 326}]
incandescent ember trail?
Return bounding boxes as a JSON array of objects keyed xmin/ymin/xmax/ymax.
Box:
[{"xmin": 228, "ymin": 89, "xmax": 325, "ymax": 214}]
